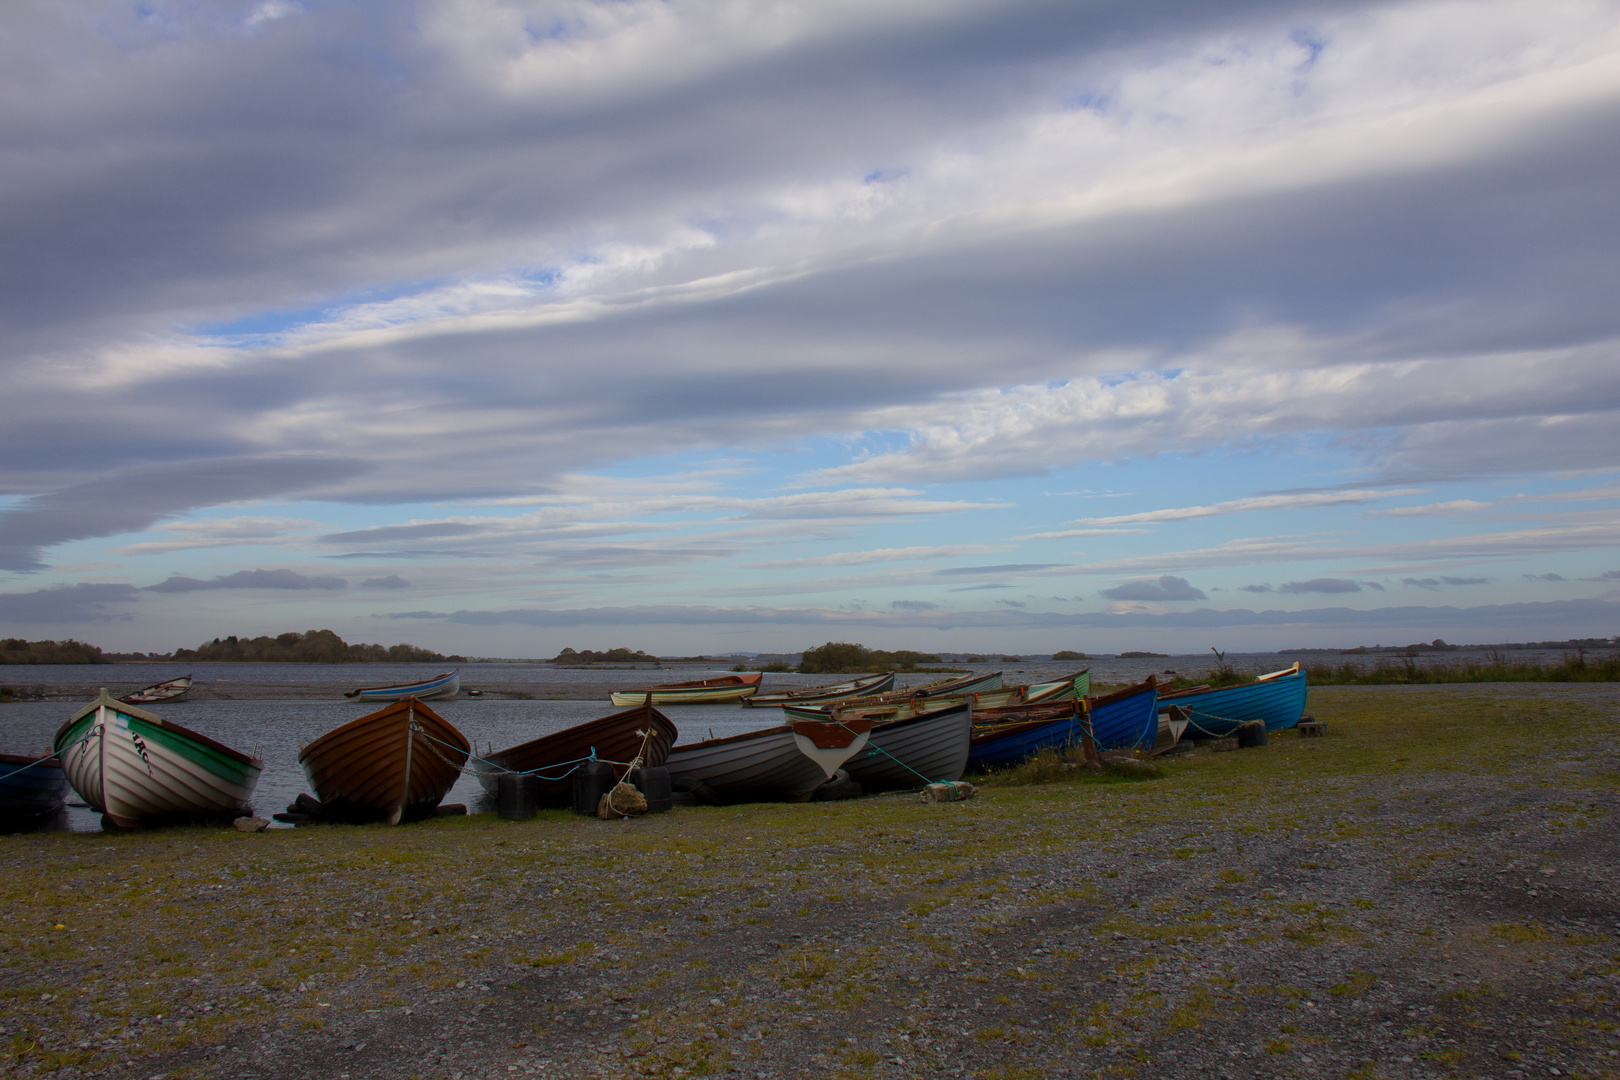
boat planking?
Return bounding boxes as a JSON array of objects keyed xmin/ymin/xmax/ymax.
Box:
[
  {"xmin": 843, "ymin": 699, "xmax": 972, "ymax": 791},
  {"xmin": 609, "ymin": 672, "xmax": 762, "ymax": 707},
  {"xmin": 966, "ymin": 701, "xmax": 1092, "ymax": 773},
  {"xmin": 116, "ymin": 675, "xmax": 193, "ymax": 705},
  {"xmin": 0, "ymin": 752, "xmax": 69, "ymax": 822},
  {"xmin": 1155, "ymin": 664, "xmax": 1307, "ymax": 737},
  {"xmin": 470, "ymin": 701, "xmax": 679, "ymax": 807},
  {"xmin": 54, "ymin": 690, "xmax": 261, "ymax": 828},
  {"xmin": 298, "ymin": 697, "xmax": 469, "ymax": 824},
  {"xmin": 665, "ymin": 715, "xmax": 875, "ymax": 803},
  {"xmin": 1083, "ymin": 676, "xmax": 1160, "ymax": 751},
  {"xmin": 743, "ymin": 671, "xmax": 895, "ymax": 708}
]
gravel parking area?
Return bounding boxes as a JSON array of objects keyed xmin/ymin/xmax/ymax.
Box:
[{"xmin": 2, "ymin": 683, "xmax": 1617, "ymax": 1080}]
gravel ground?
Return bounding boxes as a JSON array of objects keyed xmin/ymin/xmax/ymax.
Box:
[{"xmin": 2, "ymin": 683, "xmax": 1617, "ymax": 1080}]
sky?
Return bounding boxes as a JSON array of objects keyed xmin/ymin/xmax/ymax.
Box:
[{"xmin": 1, "ymin": 0, "xmax": 1619, "ymax": 658}]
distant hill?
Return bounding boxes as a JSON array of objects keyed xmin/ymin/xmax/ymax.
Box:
[{"xmin": 109, "ymin": 630, "xmax": 464, "ymax": 664}]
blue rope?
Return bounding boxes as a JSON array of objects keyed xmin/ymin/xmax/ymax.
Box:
[{"xmin": 0, "ymin": 732, "xmax": 96, "ymax": 784}]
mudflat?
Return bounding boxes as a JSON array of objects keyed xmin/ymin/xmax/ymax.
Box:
[{"xmin": 2, "ymin": 684, "xmax": 1616, "ymax": 1080}]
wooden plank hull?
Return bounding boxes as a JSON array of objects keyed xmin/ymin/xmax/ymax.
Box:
[
  {"xmin": 469, "ymin": 703, "xmax": 678, "ymax": 807},
  {"xmin": 967, "ymin": 703, "xmax": 1089, "ymax": 772},
  {"xmin": 1087, "ymin": 677, "xmax": 1160, "ymax": 751},
  {"xmin": 53, "ymin": 691, "xmax": 261, "ymax": 828},
  {"xmin": 844, "ymin": 700, "xmax": 972, "ymax": 790},
  {"xmin": 117, "ymin": 675, "xmax": 192, "ymax": 704},
  {"xmin": 1155, "ymin": 665, "xmax": 1307, "ymax": 736},
  {"xmin": 609, "ymin": 672, "xmax": 762, "ymax": 707},
  {"xmin": 345, "ymin": 671, "xmax": 460, "ymax": 702},
  {"xmin": 0, "ymin": 753, "xmax": 68, "ymax": 819},
  {"xmin": 665, "ymin": 717, "xmax": 870, "ymax": 803},
  {"xmin": 743, "ymin": 671, "xmax": 895, "ymax": 707},
  {"xmin": 298, "ymin": 698, "xmax": 469, "ymax": 824},
  {"xmin": 1022, "ymin": 669, "xmax": 1090, "ymax": 704}
]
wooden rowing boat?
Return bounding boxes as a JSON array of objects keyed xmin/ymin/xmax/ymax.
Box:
[
  {"xmin": 665, "ymin": 715, "xmax": 875, "ymax": 803},
  {"xmin": 743, "ymin": 671, "xmax": 895, "ymax": 708},
  {"xmin": 1152, "ymin": 705, "xmax": 1191, "ymax": 755},
  {"xmin": 1154, "ymin": 664, "xmax": 1307, "ymax": 736},
  {"xmin": 842, "ymin": 699, "xmax": 972, "ymax": 791},
  {"xmin": 343, "ymin": 670, "xmax": 460, "ymax": 702},
  {"xmin": 469, "ymin": 702, "xmax": 679, "ymax": 807},
  {"xmin": 53, "ymin": 690, "xmax": 261, "ymax": 828},
  {"xmin": 1085, "ymin": 676, "xmax": 1159, "ymax": 750},
  {"xmin": 785, "ymin": 670, "xmax": 1006, "ymax": 724},
  {"xmin": 0, "ymin": 752, "xmax": 68, "ymax": 822},
  {"xmin": 609, "ymin": 672, "xmax": 762, "ymax": 707},
  {"xmin": 116, "ymin": 675, "xmax": 193, "ymax": 704},
  {"xmin": 1022, "ymin": 669, "xmax": 1090, "ymax": 704},
  {"xmin": 298, "ymin": 698, "xmax": 469, "ymax": 824},
  {"xmin": 966, "ymin": 701, "xmax": 1090, "ymax": 772}
]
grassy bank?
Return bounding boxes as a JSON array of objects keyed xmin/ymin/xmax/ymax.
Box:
[
  {"xmin": 1306, "ymin": 650, "xmax": 1620, "ymax": 685},
  {"xmin": 2, "ymin": 684, "xmax": 1616, "ymax": 1079}
]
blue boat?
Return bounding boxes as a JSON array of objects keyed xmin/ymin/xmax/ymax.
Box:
[
  {"xmin": 1085, "ymin": 676, "xmax": 1159, "ymax": 751},
  {"xmin": 966, "ymin": 702, "xmax": 1088, "ymax": 773},
  {"xmin": 1155, "ymin": 664, "xmax": 1307, "ymax": 737},
  {"xmin": 0, "ymin": 752, "xmax": 69, "ymax": 822}
]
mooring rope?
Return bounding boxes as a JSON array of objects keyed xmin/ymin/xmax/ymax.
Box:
[{"xmin": 0, "ymin": 731, "xmax": 97, "ymax": 785}]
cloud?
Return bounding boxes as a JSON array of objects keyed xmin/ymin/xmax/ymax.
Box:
[
  {"xmin": 1407, "ymin": 575, "xmax": 1490, "ymax": 589},
  {"xmin": 1239, "ymin": 584, "xmax": 1273, "ymax": 593},
  {"xmin": 112, "ymin": 516, "xmax": 325, "ymax": 556},
  {"xmin": 1100, "ymin": 575, "xmax": 1208, "ymax": 602},
  {"xmin": 1369, "ymin": 500, "xmax": 1492, "ymax": 517},
  {"xmin": 361, "ymin": 575, "xmax": 411, "ymax": 590},
  {"xmin": 889, "ymin": 600, "xmax": 938, "ymax": 612},
  {"xmin": 1525, "ymin": 572, "xmax": 1567, "ymax": 581},
  {"xmin": 1070, "ymin": 490, "xmax": 1425, "ymax": 527},
  {"xmin": 1588, "ymin": 570, "xmax": 1620, "ymax": 581},
  {"xmin": 0, "ymin": 583, "xmax": 140, "ymax": 623},
  {"xmin": 145, "ymin": 568, "xmax": 348, "ymax": 592},
  {"xmin": 751, "ymin": 545, "xmax": 1005, "ymax": 569},
  {"xmin": 1278, "ymin": 578, "xmax": 1361, "ymax": 594}
]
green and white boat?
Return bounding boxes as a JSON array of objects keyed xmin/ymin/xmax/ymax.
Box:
[{"xmin": 54, "ymin": 690, "xmax": 262, "ymax": 828}]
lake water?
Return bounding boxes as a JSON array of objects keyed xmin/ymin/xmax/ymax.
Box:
[{"xmin": 2, "ymin": 649, "xmax": 1593, "ymax": 832}]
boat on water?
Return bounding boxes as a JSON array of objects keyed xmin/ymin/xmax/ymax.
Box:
[
  {"xmin": 0, "ymin": 752, "xmax": 68, "ymax": 823},
  {"xmin": 1155, "ymin": 664, "xmax": 1307, "ymax": 737},
  {"xmin": 469, "ymin": 702, "xmax": 679, "ymax": 807},
  {"xmin": 53, "ymin": 690, "xmax": 262, "ymax": 828},
  {"xmin": 743, "ymin": 671, "xmax": 895, "ymax": 708},
  {"xmin": 344, "ymin": 670, "xmax": 460, "ymax": 702},
  {"xmin": 1022, "ymin": 669, "xmax": 1091, "ymax": 704},
  {"xmin": 1085, "ymin": 676, "xmax": 1160, "ymax": 750},
  {"xmin": 842, "ymin": 699, "xmax": 972, "ymax": 791},
  {"xmin": 116, "ymin": 675, "xmax": 193, "ymax": 705},
  {"xmin": 966, "ymin": 701, "xmax": 1091, "ymax": 772},
  {"xmin": 609, "ymin": 672, "xmax": 762, "ymax": 707},
  {"xmin": 299, "ymin": 698, "xmax": 469, "ymax": 824},
  {"xmin": 665, "ymin": 715, "xmax": 875, "ymax": 803}
]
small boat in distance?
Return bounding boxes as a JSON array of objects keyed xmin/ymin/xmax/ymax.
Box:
[
  {"xmin": 665, "ymin": 715, "xmax": 875, "ymax": 803},
  {"xmin": 116, "ymin": 675, "xmax": 193, "ymax": 705},
  {"xmin": 609, "ymin": 672, "xmax": 762, "ymax": 707},
  {"xmin": 1155, "ymin": 663, "xmax": 1307, "ymax": 737},
  {"xmin": 743, "ymin": 671, "xmax": 895, "ymax": 708},
  {"xmin": 0, "ymin": 752, "xmax": 68, "ymax": 823},
  {"xmin": 470, "ymin": 702, "xmax": 679, "ymax": 807},
  {"xmin": 54, "ymin": 690, "xmax": 262, "ymax": 828},
  {"xmin": 299, "ymin": 698, "xmax": 469, "ymax": 824},
  {"xmin": 344, "ymin": 670, "xmax": 460, "ymax": 702}
]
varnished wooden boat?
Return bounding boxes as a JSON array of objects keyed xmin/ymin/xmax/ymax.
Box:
[
  {"xmin": 469, "ymin": 702, "xmax": 679, "ymax": 807},
  {"xmin": 785, "ymin": 670, "xmax": 1006, "ymax": 725},
  {"xmin": 1022, "ymin": 669, "xmax": 1090, "ymax": 704},
  {"xmin": 298, "ymin": 698, "xmax": 469, "ymax": 824},
  {"xmin": 843, "ymin": 699, "xmax": 972, "ymax": 791},
  {"xmin": 0, "ymin": 752, "xmax": 68, "ymax": 821},
  {"xmin": 609, "ymin": 672, "xmax": 762, "ymax": 707},
  {"xmin": 116, "ymin": 675, "xmax": 193, "ymax": 704},
  {"xmin": 743, "ymin": 671, "xmax": 895, "ymax": 708},
  {"xmin": 54, "ymin": 690, "xmax": 261, "ymax": 827},
  {"xmin": 344, "ymin": 670, "xmax": 460, "ymax": 702},
  {"xmin": 665, "ymin": 715, "xmax": 875, "ymax": 803},
  {"xmin": 1152, "ymin": 705, "xmax": 1192, "ymax": 755},
  {"xmin": 1154, "ymin": 664, "xmax": 1307, "ymax": 736}
]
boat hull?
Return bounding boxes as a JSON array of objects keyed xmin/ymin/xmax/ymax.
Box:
[
  {"xmin": 1023, "ymin": 669, "xmax": 1090, "ymax": 704},
  {"xmin": 743, "ymin": 671, "xmax": 895, "ymax": 708},
  {"xmin": 53, "ymin": 691, "xmax": 261, "ymax": 828},
  {"xmin": 346, "ymin": 671, "xmax": 460, "ymax": 702},
  {"xmin": 299, "ymin": 698, "xmax": 469, "ymax": 824},
  {"xmin": 665, "ymin": 718, "xmax": 870, "ymax": 803},
  {"xmin": 1087, "ymin": 677, "xmax": 1159, "ymax": 751},
  {"xmin": 117, "ymin": 675, "xmax": 193, "ymax": 705},
  {"xmin": 469, "ymin": 703, "xmax": 678, "ymax": 806},
  {"xmin": 1156, "ymin": 666, "xmax": 1307, "ymax": 736},
  {"xmin": 0, "ymin": 753, "xmax": 68, "ymax": 820},
  {"xmin": 967, "ymin": 703, "xmax": 1089, "ymax": 772},
  {"xmin": 844, "ymin": 700, "xmax": 972, "ymax": 790},
  {"xmin": 609, "ymin": 673, "xmax": 762, "ymax": 707}
]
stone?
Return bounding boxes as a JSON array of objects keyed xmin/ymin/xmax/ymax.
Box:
[
  {"xmin": 1236, "ymin": 720, "xmax": 1268, "ymax": 748},
  {"xmin": 233, "ymin": 816, "xmax": 270, "ymax": 833},
  {"xmin": 920, "ymin": 781, "xmax": 977, "ymax": 803}
]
